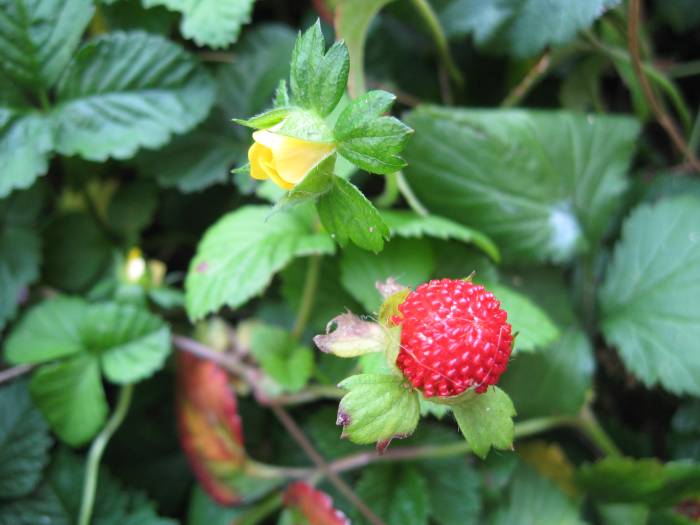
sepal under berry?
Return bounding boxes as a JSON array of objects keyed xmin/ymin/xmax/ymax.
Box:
[
  {"xmin": 450, "ymin": 386, "xmax": 516, "ymax": 459},
  {"xmin": 336, "ymin": 374, "xmax": 420, "ymax": 450}
]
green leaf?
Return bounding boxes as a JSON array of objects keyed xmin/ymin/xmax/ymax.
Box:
[
  {"xmin": 0, "ymin": 185, "xmax": 42, "ymax": 328},
  {"xmin": 337, "ymin": 374, "xmax": 420, "ymax": 446},
  {"xmin": 403, "ymin": 107, "xmax": 640, "ymax": 263},
  {"xmin": 0, "ymin": 109, "xmax": 54, "ymax": 198},
  {"xmin": 500, "ymin": 328, "xmax": 595, "ymax": 419},
  {"xmin": 439, "ymin": 0, "xmax": 620, "ymax": 58},
  {"xmin": 290, "ymin": 20, "xmax": 349, "ymax": 117},
  {"xmin": 185, "ymin": 205, "xmax": 335, "ymax": 320},
  {"xmin": 0, "ymin": 0, "xmax": 93, "ymax": 89},
  {"xmin": 451, "ymin": 387, "xmax": 516, "ymax": 458},
  {"xmin": 53, "ymin": 31, "xmax": 216, "ymax": 161},
  {"xmin": 249, "ymin": 323, "xmax": 314, "ymax": 392},
  {"xmin": 7, "ymin": 296, "xmax": 172, "ymax": 383},
  {"xmin": 381, "ymin": 210, "xmax": 499, "ymax": 261},
  {"xmin": 0, "ymin": 380, "xmax": 52, "ymax": 498},
  {"xmin": 577, "ymin": 457, "xmax": 700, "ymax": 507},
  {"xmin": 334, "ymin": 90, "xmax": 412, "ymax": 175},
  {"xmin": 142, "ymin": 0, "xmax": 253, "ymax": 48},
  {"xmin": 316, "ymin": 176, "xmax": 390, "ymax": 252},
  {"xmin": 107, "ymin": 179, "xmax": 159, "ymax": 239},
  {"xmin": 186, "ymin": 486, "xmax": 246, "ymax": 525},
  {"xmin": 488, "ymin": 283, "xmax": 560, "ymax": 353},
  {"xmin": 353, "ymin": 464, "xmax": 430, "ymax": 525},
  {"xmin": 42, "ymin": 212, "xmax": 113, "ymax": 293},
  {"xmin": 491, "ymin": 464, "xmax": 584, "ymax": 524},
  {"xmin": 599, "ymin": 196, "xmax": 700, "ymax": 396},
  {"xmin": 340, "ymin": 239, "xmax": 435, "ymax": 312},
  {"xmin": 84, "ymin": 303, "xmax": 172, "ymax": 384},
  {"xmin": 334, "ymin": 0, "xmax": 397, "ymax": 95},
  {"xmin": 418, "ymin": 458, "xmax": 481, "ymax": 525},
  {"xmin": 30, "ymin": 354, "xmax": 108, "ymax": 446},
  {"xmin": 5, "ymin": 296, "xmax": 86, "ymax": 364}
]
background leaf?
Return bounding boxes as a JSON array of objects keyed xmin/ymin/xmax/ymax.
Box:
[
  {"xmin": 403, "ymin": 107, "xmax": 640, "ymax": 263},
  {"xmin": 439, "ymin": 0, "xmax": 620, "ymax": 57},
  {"xmin": 142, "ymin": 0, "xmax": 253, "ymax": 48},
  {"xmin": 0, "ymin": 380, "xmax": 52, "ymax": 499},
  {"xmin": 53, "ymin": 31, "xmax": 216, "ymax": 161},
  {"xmin": 600, "ymin": 196, "xmax": 700, "ymax": 396},
  {"xmin": 417, "ymin": 458, "xmax": 481, "ymax": 525},
  {"xmin": 185, "ymin": 205, "xmax": 335, "ymax": 320},
  {"xmin": 249, "ymin": 323, "xmax": 314, "ymax": 392},
  {"xmin": 0, "ymin": 0, "xmax": 93, "ymax": 89}
]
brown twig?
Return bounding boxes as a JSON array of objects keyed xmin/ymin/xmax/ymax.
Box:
[
  {"xmin": 627, "ymin": 0, "xmax": 700, "ymax": 171},
  {"xmin": 501, "ymin": 52, "xmax": 551, "ymax": 107},
  {"xmin": 269, "ymin": 403, "xmax": 387, "ymax": 525},
  {"xmin": 0, "ymin": 364, "xmax": 33, "ymax": 385}
]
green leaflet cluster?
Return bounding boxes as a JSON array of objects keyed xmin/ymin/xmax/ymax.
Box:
[{"xmin": 235, "ymin": 20, "xmax": 413, "ymax": 253}]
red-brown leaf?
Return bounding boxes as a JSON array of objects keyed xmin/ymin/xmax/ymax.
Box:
[
  {"xmin": 283, "ymin": 482, "xmax": 351, "ymax": 525},
  {"xmin": 177, "ymin": 350, "xmax": 245, "ymax": 505}
]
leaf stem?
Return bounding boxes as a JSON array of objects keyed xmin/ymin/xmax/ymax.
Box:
[
  {"xmin": 291, "ymin": 255, "xmax": 322, "ymax": 340},
  {"xmin": 0, "ymin": 364, "xmax": 33, "ymax": 385},
  {"xmin": 575, "ymin": 405, "xmax": 622, "ymax": 457},
  {"xmin": 409, "ymin": 0, "xmax": 464, "ymax": 87},
  {"xmin": 375, "ymin": 171, "xmax": 400, "ymax": 208},
  {"xmin": 78, "ymin": 383, "xmax": 134, "ymax": 525},
  {"xmin": 235, "ymin": 493, "xmax": 283, "ymax": 525},
  {"xmin": 38, "ymin": 89, "xmax": 51, "ymax": 111},
  {"xmin": 396, "ymin": 171, "xmax": 429, "ymax": 217},
  {"xmin": 501, "ymin": 52, "xmax": 551, "ymax": 107}
]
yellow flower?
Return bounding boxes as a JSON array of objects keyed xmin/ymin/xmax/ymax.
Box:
[{"xmin": 248, "ymin": 125, "xmax": 335, "ymax": 190}]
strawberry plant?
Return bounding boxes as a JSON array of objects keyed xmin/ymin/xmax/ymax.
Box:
[{"xmin": 1, "ymin": 1, "xmax": 700, "ymax": 524}]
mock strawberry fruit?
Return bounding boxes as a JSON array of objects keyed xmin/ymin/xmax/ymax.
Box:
[{"xmin": 392, "ymin": 278, "xmax": 513, "ymax": 397}]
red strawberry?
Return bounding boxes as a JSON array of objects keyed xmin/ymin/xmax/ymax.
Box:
[{"xmin": 392, "ymin": 278, "xmax": 513, "ymax": 397}]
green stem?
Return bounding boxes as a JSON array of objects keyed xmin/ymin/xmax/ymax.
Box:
[
  {"xmin": 501, "ymin": 52, "xmax": 551, "ymax": 107},
  {"xmin": 235, "ymin": 493, "xmax": 283, "ymax": 525},
  {"xmin": 291, "ymin": 255, "xmax": 322, "ymax": 340},
  {"xmin": 576, "ymin": 406, "xmax": 622, "ymax": 457},
  {"xmin": 396, "ymin": 171, "xmax": 429, "ymax": 217},
  {"xmin": 38, "ymin": 90, "xmax": 51, "ymax": 111},
  {"xmin": 689, "ymin": 109, "xmax": 700, "ymax": 155},
  {"xmin": 409, "ymin": 0, "xmax": 464, "ymax": 87},
  {"xmin": 375, "ymin": 171, "xmax": 400, "ymax": 208},
  {"xmin": 78, "ymin": 384, "xmax": 134, "ymax": 525},
  {"xmin": 667, "ymin": 59, "xmax": 700, "ymax": 79}
]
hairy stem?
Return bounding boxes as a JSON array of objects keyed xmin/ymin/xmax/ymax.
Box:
[
  {"xmin": 0, "ymin": 364, "xmax": 33, "ymax": 385},
  {"xmin": 409, "ymin": 0, "xmax": 464, "ymax": 86},
  {"xmin": 291, "ymin": 255, "xmax": 322, "ymax": 340},
  {"xmin": 501, "ymin": 52, "xmax": 551, "ymax": 107},
  {"xmin": 396, "ymin": 171, "xmax": 429, "ymax": 217},
  {"xmin": 78, "ymin": 384, "xmax": 134, "ymax": 525}
]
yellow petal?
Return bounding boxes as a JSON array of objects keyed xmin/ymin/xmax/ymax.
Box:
[
  {"xmin": 252, "ymin": 129, "xmax": 335, "ymax": 186},
  {"xmin": 248, "ymin": 142, "xmax": 272, "ymax": 181}
]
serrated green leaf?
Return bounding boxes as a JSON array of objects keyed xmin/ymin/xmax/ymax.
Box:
[
  {"xmin": 0, "ymin": 109, "xmax": 54, "ymax": 198},
  {"xmin": 53, "ymin": 31, "xmax": 216, "ymax": 161},
  {"xmin": 488, "ymin": 283, "xmax": 560, "ymax": 353},
  {"xmin": 0, "ymin": 185, "xmax": 42, "ymax": 328},
  {"xmin": 317, "ymin": 176, "xmax": 390, "ymax": 252},
  {"xmin": 233, "ymin": 107, "xmax": 292, "ymax": 130},
  {"xmin": 7, "ymin": 296, "xmax": 171, "ymax": 383},
  {"xmin": 491, "ymin": 464, "xmax": 585, "ymax": 524},
  {"xmin": 185, "ymin": 205, "xmax": 334, "ymax": 320},
  {"xmin": 84, "ymin": 303, "xmax": 171, "ymax": 384},
  {"xmin": 353, "ymin": 464, "xmax": 429, "ymax": 525},
  {"xmin": 334, "ymin": 90, "xmax": 412, "ymax": 175},
  {"xmin": 577, "ymin": 457, "xmax": 700, "ymax": 507},
  {"xmin": 249, "ymin": 323, "xmax": 313, "ymax": 392},
  {"xmin": 340, "ymin": 239, "xmax": 434, "ymax": 312},
  {"xmin": 451, "ymin": 386, "xmax": 515, "ymax": 458},
  {"xmin": 439, "ymin": 0, "xmax": 620, "ymax": 57},
  {"xmin": 42, "ymin": 212, "xmax": 113, "ymax": 293},
  {"xmin": 142, "ymin": 0, "xmax": 253, "ymax": 48},
  {"xmin": 381, "ymin": 210, "xmax": 500, "ymax": 261},
  {"xmin": 5, "ymin": 296, "xmax": 86, "ymax": 364},
  {"xmin": 334, "ymin": 0, "xmax": 397, "ymax": 95},
  {"xmin": 500, "ymin": 328, "xmax": 594, "ymax": 419},
  {"xmin": 30, "ymin": 354, "xmax": 108, "ymax": 446},
  {"xmin": 600, "ymin": 196, "xmax": 700, "ymax": 396},
  {"xmin": 0, "ymin": 380, "xmax": 52, "ymax": 498},
  {"xmin": 0, "ymin": 0, "xmax": 93, "ymax": 89},
  {"xmin": 403, "ymin": 107, "xmax": 640, "ymax": 263},
  {"xmin": 337, "ymin": 374, "xmax": 420, "ymax": 445},
  {"xmin": 418, "ymin": 458, "xmax": 481, "ymax": 525},
  {"xmin": 289, "ymin": 20, "xmax": 349, "ymax": 117}
]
